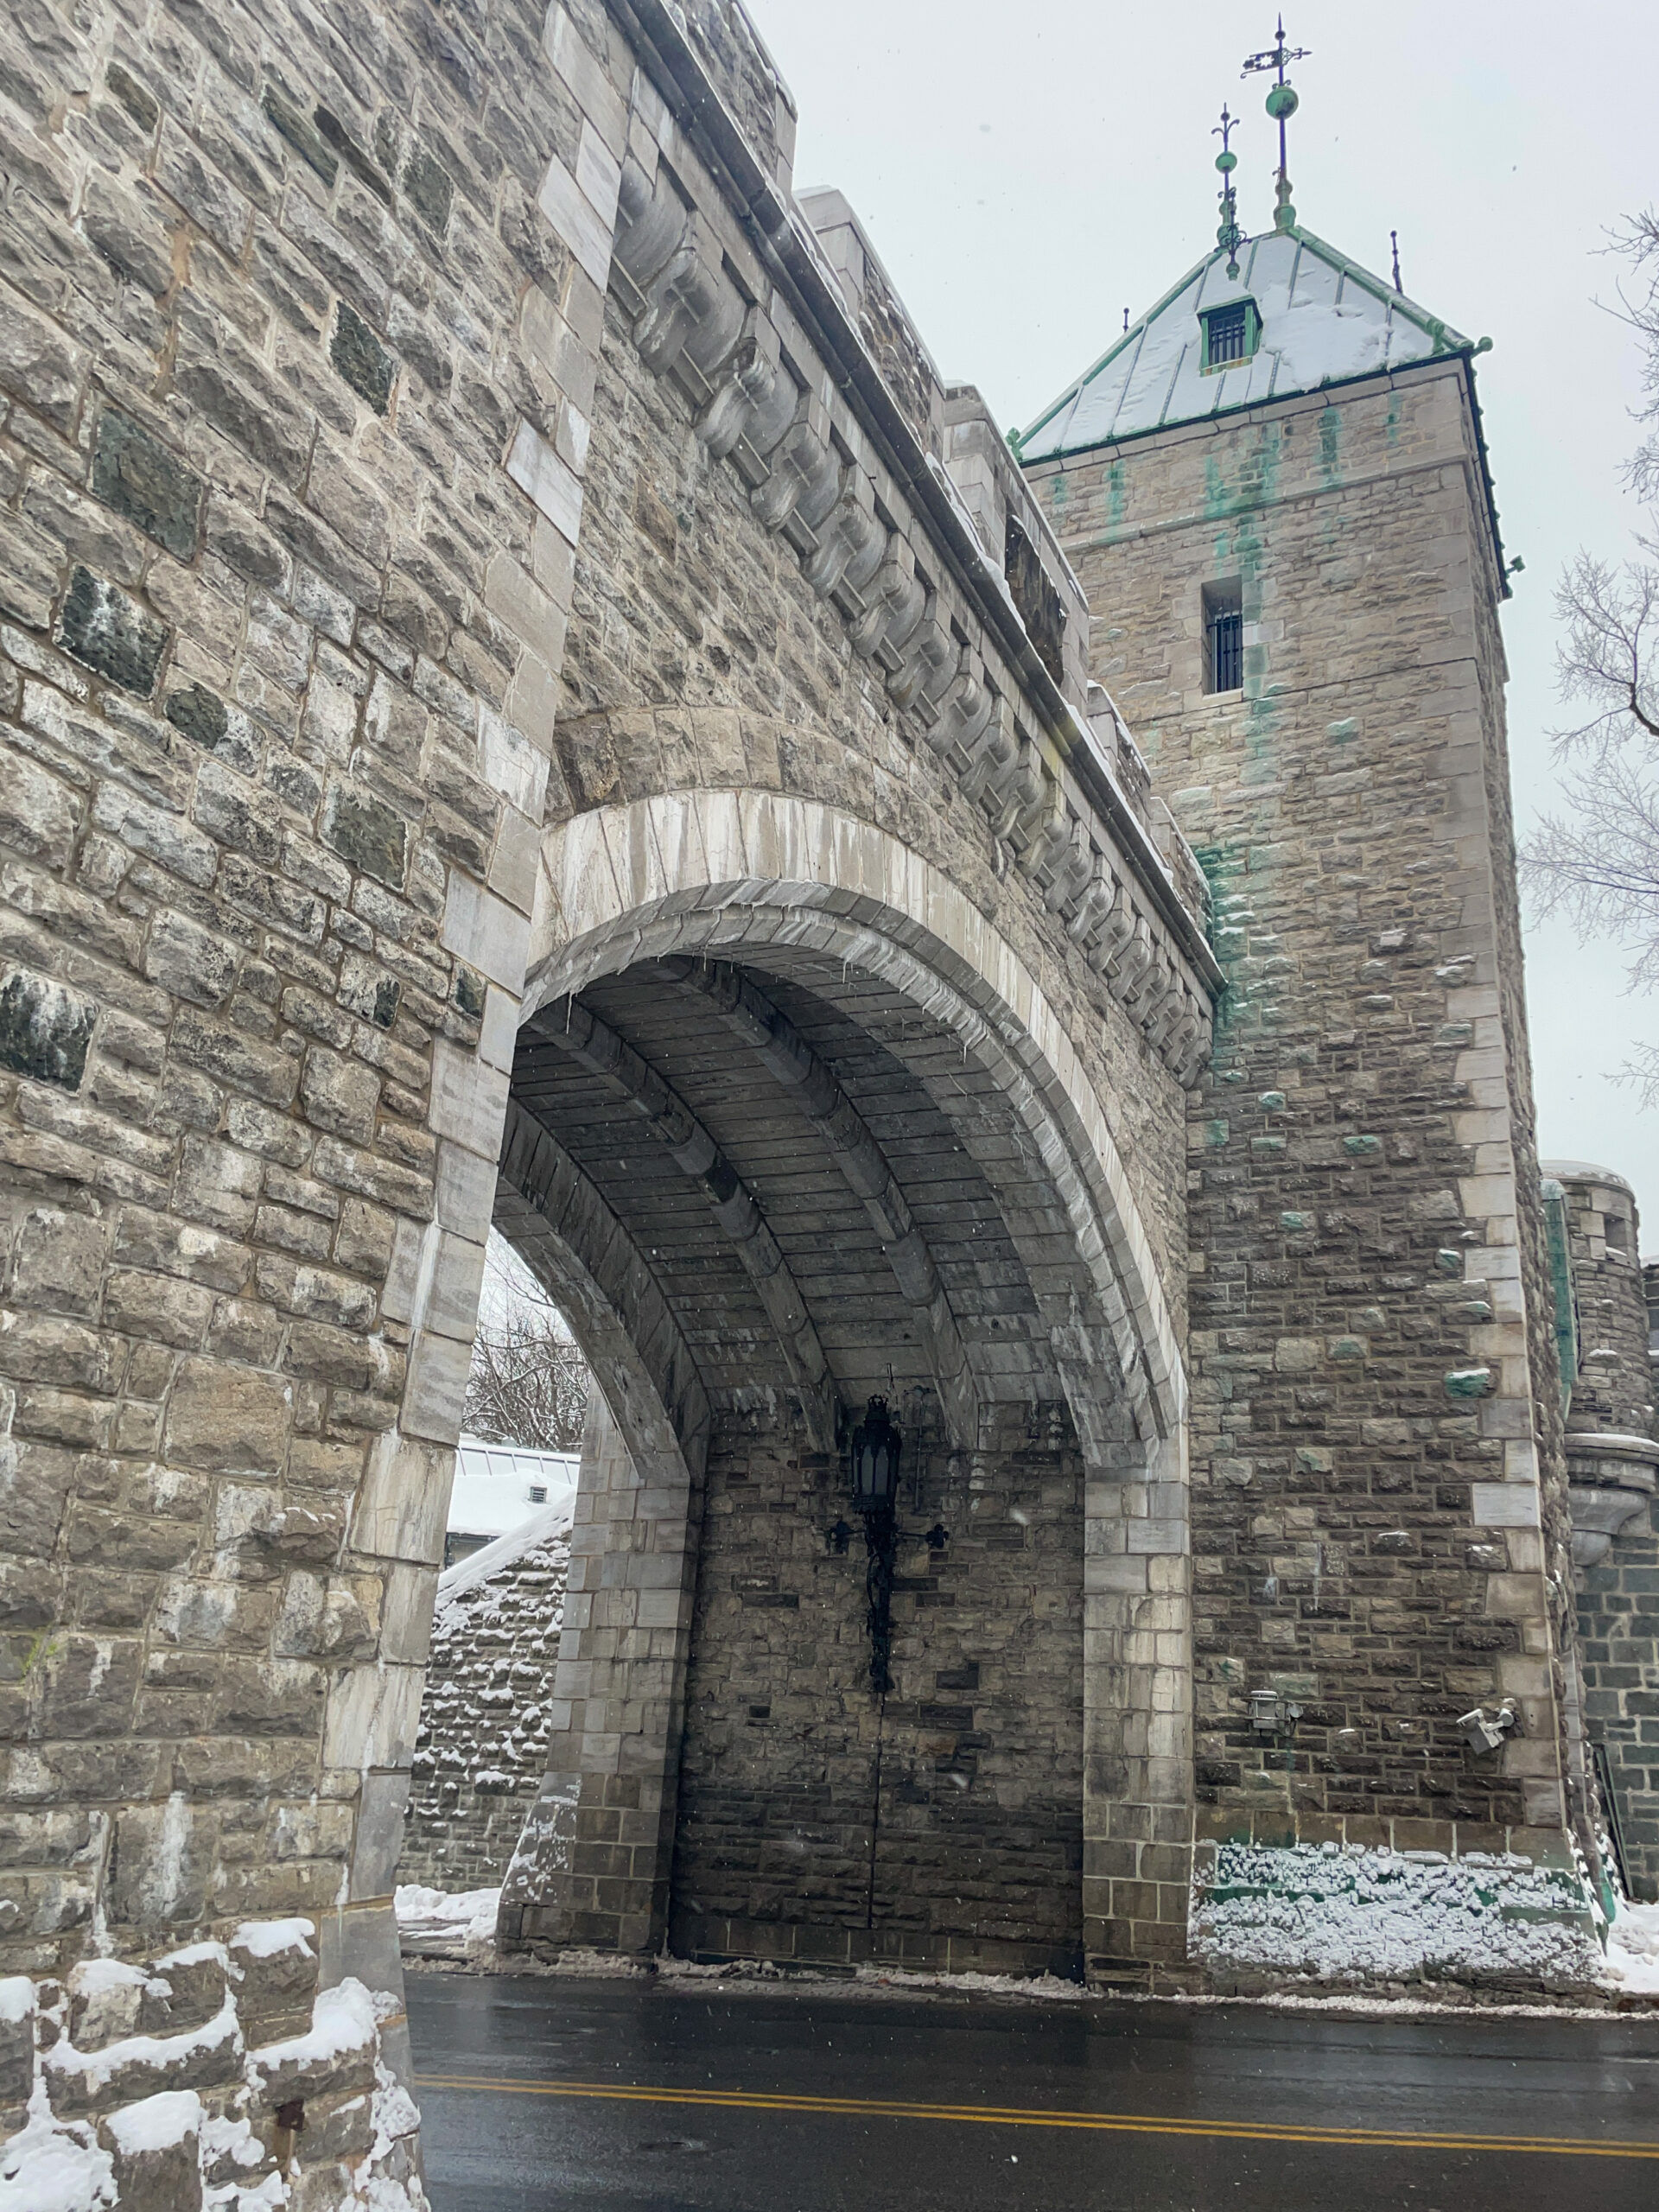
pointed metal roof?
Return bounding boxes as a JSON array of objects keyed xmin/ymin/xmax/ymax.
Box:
[{"xmin": 1016, "ymin": 225, "xmax": 1475, "ymax": 461}]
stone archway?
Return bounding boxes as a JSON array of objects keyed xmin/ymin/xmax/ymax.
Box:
[{"xmin": 485, "ymin": 792, "xmax": 1194, "ymax": 1974}]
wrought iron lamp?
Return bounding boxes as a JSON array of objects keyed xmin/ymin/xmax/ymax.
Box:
[
  {"xmin": 848, "ymin": 1396, "xmax": 902, "ymax": 1699},
  {"xmin": 849, "ymin": 1395, "xmax": 902, "ymax": 1513}
]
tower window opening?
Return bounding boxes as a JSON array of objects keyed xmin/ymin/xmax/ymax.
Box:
[
  {"xmin": 1204, "ymin": 582, "xmax": 1243, "ymax": 694},
  {"xmin": 1201, "ymin": 299, "xmax": 1258, "ymax": 372}
]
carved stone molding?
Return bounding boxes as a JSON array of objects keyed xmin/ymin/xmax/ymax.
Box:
[
  {"xmin": 605, "ymin": 160, "xmax": 1215, "ymax": 1090},
  {"xmin": 1567, "ymin": 1430, "xmax": 1659, "ymax": 1567}
]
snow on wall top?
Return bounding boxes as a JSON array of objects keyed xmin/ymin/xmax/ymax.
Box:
[{"xmin": 1018, "ymin": 226, "xmax": 1471, "ymax": 461}]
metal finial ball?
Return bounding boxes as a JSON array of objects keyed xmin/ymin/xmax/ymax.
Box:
[
  {"xmin": 1215, "ymin": 149, "xmax": 1237, "ymax": 175},
  {"xmin": 1265, "ymin": 82, "xmax": 1299, "ymax": 120}
]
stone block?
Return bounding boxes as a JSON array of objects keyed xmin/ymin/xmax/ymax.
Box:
[
  {"xmin": 101, "ymin": 2090, "xmax": 204, "ymax": 2210},
  {"xmin": 92, "ymin": 410, "xmax": 203, "ymax": 559},
  {"xmin": 321, "ymin": 779, "xmax": 408, "ymax": 887},
  {"xmin": 229, "ymin": 1917, "xmax": 319, "ymax": 2034},
  {"xmin": 299, "ymin": 1049, "xmax": 380, "ymax": 1146},
  {"xmin": 11, "ymin": 1208, "xmax": 110, "ymax": 1319},
  {"xmin": 54, "ymin": 567, "xmax": 168, "ymax": 696},
  {"xmin": 162, "ymin": 1357, "xmax": 291, "ymax": 1474},
  {"xmin": 0, "ymin": 1976, "xmax": 33, "ymax": 2107},
  {"xmin": 47, "ymin": 1995, "xmax": 240, "ymax": 2115},
  {"xmin": 0, "ymin": 968, "xmax": 98, "ymax": 1091},
  {"xmin": 330, "ymin": 302, "xmax": 395, "ymax": 415},
  {"xmin": 246, "ymin": 1979, "xmax": 375, "ymax": 2108}
]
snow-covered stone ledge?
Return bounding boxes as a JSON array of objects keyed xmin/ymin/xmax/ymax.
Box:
[
  {"xmin": 1192, "ymin": 1840, "xmax": 1605, "ymax": 1993},
  {"xmin": 0, "ymin": 1917, "xmax": 427, "ymax": 2210}
]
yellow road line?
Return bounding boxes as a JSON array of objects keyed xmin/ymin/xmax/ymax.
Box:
[{"xmin": 413, "ymin": 2075, "xmax": 1659, "ymax": 2159}]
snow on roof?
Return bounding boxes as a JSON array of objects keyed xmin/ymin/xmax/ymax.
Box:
[
  {"xmin": 435, "ymin": 1498, "xmax": 573, "ymax": 1607},
  {"xmin": 1017, "ymin": 226, "xmax": 1471, "ymax": 461},
  {"xmin": 448, "ymin": 1436, "xmax": 579, "ymax": 1540}
]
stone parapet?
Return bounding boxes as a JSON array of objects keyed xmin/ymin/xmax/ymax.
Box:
[{"xmin": 591, "ymin": 0, "xmax": 1219, "ymax": 1084}]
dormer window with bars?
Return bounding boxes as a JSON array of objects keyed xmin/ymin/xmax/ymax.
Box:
[{"xmin": 1200, "ymin": 299, "xmax": 1260, "ymax": 373}]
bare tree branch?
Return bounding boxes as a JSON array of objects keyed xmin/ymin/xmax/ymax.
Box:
[
  {"xmin": 462, "ymin": 1234, "xmax": 590, "ymax": 1450},
  {"xmin": 1521, "ymin": 207, "xmax": 1659, "ymax": 1110}
]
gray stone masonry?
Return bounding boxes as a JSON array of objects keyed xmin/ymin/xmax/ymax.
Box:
[
  {"xmin": 1027, "ymin": 362, "xmax": 1583, "ymax": 1872},
  {"xmin": 399, "ymin": 1510, "xmax": 569, "ymax": 1894},
  {"xmin": 0, "ymin": 0, "xmax": 645, "ymax": 2195},
  {"xmin": 1548, "ymin": 1163, "xmax": 1659, "ymax": 1896},
  {"xmin": 1577, "ymin": 1498, "xmax": 1659, "ymax": 1899},
  {"xmin": 668, "ymin": 1402, "xmax": 1086, "ymax": 1979}
]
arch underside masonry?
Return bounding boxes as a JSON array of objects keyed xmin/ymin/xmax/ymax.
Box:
[{"xmin": 491, "ymin": 792, "xmax": 1195, "ymax": 1973}]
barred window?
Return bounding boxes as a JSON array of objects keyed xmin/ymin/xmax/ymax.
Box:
[
  {"xmin": 1204, "ymin": 582, "xmax": 1243, "ymax": 695},
  {"xmin": 1200, "ymin": 299, "xmax": 1258, "ymax": 372}
]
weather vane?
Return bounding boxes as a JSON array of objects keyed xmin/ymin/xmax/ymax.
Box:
[
  {"xmin": 1212, "ymin": 106, "xmax": 1245, "ymax": 279},
  {"xmin": 1243, "ymin": 15, "xmax": 1311, "ymax": 234}
]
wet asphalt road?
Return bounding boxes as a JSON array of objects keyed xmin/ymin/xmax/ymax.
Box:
[{"xmin": 407, "ymin": 1968, "xmax": 1659, "ymax": 2212}]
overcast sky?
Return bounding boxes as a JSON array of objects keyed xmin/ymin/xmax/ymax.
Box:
[{"xmin": 747, "ymin": 0, "xmax": 1656, "ymax": 1212}]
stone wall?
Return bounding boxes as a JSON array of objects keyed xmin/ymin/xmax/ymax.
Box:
[
  {"xmin": 669, "ymin": 1402, "xmax": 1086, "ymax": 1977},
  {"xmin": 1549, "ymin": 1163, "xmax": 1659, "ymax": 1897},
  {"xmin": 1577, "ymin": 1497, "xmax": 1659, "ymax": 1899},
  {"xmin": 1027, "ymin": 365, "xmax": 1579, "ymax": 1862},
  {"xmin": 0, "ymin": 0, "xmax": 641, "ymax": 2189},
  {"xmin": 543, "ymin": 229, "xmax": 1202, "ymax": 1329},
  {"xmin": 0, "ymin": 1912, "xmax": 423, "ymax": 2209},
  {"xmin": 399, "ymin": 1506, "xmax": 569, "ymax": 1895},
  {"xmin": 486, "ymin": 0, "xmax": 1217, "ymax": 1983}
]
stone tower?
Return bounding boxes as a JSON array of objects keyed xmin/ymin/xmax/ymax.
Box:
[
  {"xmin": 1546, "ymin": 1162, "xmax": 1659, "ymax": 1895},
  {"xmin": 1022, "ymin": 216, "xmax": 1598, "ymax": 1963}
]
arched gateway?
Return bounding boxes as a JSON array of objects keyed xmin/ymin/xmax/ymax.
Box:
[
  {"xmin": 0, "ymin": 0, "xmax": 1611, "ymax": 2202},
  {"xmin": 492, "ymin": 791, "xmax": 1200, "ymax": 1975}
]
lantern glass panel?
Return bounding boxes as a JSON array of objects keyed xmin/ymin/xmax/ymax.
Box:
[{"xmin": 849, "ymin": 1398, "xmax": 899, "ymax": 1510}]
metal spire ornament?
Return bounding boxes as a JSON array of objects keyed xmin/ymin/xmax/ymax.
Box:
[
  {"xmin": 1243, "ymin": 15, "xmax": 1310, "ymax": 233},
  {"xmin": 1212, "ymin": 105, "xmax": 1245, "ymax": 279}
]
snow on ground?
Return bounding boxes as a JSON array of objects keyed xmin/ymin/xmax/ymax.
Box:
[
  {"xmin": 0, "ymin": 2082, "xmax": 115, "ymax": 2212},
  {"xmin": 1603, "ymin": 1897, "xmax": 1659, "ymax": 1993},
  {"xmin": 393, "ymin": 1873, "xmax": 1659, "ymax": 2014},
  {"xmin": 394, "ymin": 1885, "xmax": 501, "ymax": 1956}
]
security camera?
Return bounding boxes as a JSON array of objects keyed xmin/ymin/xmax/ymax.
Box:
[{"xmin": 1458, "ymin": 1706, "xmax": 1517, "ymax": 1756}]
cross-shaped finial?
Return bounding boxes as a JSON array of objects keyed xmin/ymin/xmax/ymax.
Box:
[{"xmin": 1243, "ymin": 16, "xmax": 1311, "ymax": 232}]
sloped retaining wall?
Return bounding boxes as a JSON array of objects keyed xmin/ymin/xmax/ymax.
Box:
[{"xmin": 398, "ymin": 1509, "xmax": 570, "ymax": 1897}]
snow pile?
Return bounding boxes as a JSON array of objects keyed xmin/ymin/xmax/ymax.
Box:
[
  {"xmin": 1602, "ymin": 1897, "xmax": 1659, "ymax": 1993},
  {"xmin": 104, "ymin": 2088, "xmax": 201, "ymax": 2156},
  {"xmin": 1192, "ymin": 1841, "xmax": 1603, "ymax": 1985},
  {"xmin": 394, "ymin": 1885, "xmax": 501, "ymax": 1955},
  {"xmin": 0, "ymin": 2083, "xmax": 114, "ymax": 2212},
  {"xmin": 245, "ymin": 1980, "xmax": 376, "ymax": 2099},
  {"xmin": 230, "ymin": 1918, "xmax": 316, "ymax": 1961}
]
